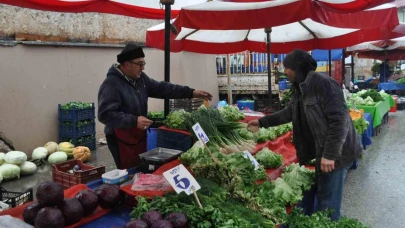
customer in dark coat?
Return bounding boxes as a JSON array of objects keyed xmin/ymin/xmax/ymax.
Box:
[
  {"xmin": 98, "ymin": 42, "xmax": 212, "ymax": 169},
  {"xmin": 248, "ymin": 49, "xmax": 362, "ymax": 221}
]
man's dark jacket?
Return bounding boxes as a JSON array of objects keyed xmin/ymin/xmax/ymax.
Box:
[
  {"xmin": 98, "ymin": 64, "xmax": 194, "ymax": 135},
  {"xmin": 259, "ymin": 71, "xmax": 363, "ymax": 170}
]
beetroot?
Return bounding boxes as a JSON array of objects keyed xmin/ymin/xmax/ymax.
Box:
[
  {"xmin": 142, "ymin": 211, "xmax": 163, "ymax": 226},
  {"xmin": 124, "ymin": 219, "xmax": 149, "ymax": 228},
  {"xmin": 34, "ymin": 207, "xmax": 64, "ymax": 228},
  {"xmin": 23, "ymin": 201, "xmax": 43, "ymax": 225},
  {"xmin": 94, "ymin": 184, "xmax": 121, "ymax": 209},
  {"xmin": 165, "ymin": 212, "xmax": 188, "ymax": 228},
  {"xmin": 59, "ymin": 198, "xmax": 84, "ymax": 226},
  {"xmin": 75, "ymin": 189, "xmax": 99, "ymax": 216},
  {"xmin": 151, "ymin": 220, "xmax": 174, "ymax": 228},
  {"xmin": 36, "ymin": 181, "xmax": 64, "ymax": 207}
]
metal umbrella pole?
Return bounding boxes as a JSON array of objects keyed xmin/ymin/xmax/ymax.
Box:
[
  {"xmin": 265, "ymin": 28, "xmax": 272, "ymax": 108},
  {"xmin": 161, "ymin": 0, "xmax": 174, "ymax": 117}
]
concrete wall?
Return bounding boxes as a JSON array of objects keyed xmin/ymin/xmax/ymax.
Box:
[
  {"xmin": 0, "ymin": 44, "xmax": 218, "ymax": 156},
  {"xmin": 0, "ymin": 4, "xmax": 161, "ymax": 42}
]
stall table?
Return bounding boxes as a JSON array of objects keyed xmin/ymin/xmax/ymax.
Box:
[
  {"xmin": 361, "ymin": 113, "xmax": 373, "ymax": 150},
  {"xmin": 378, "ymin": 82, "xmax": 405, "ymax": 91},
  {"xmin": 348, "ymin": 95, "xmax": 393, "ymax": 135}
]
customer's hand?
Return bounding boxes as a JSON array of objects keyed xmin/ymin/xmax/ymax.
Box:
[
  {"xmin": 321, "ymin": 157, "xmax": 335, "ymax": 173},
  {"xmin": 247, "ymin": 119, "xmax": 260, "ymax": 132},
  {"xmin": 193, "ymin": 90, "xmax": 213, "ymax": 101},
  {"xmin": 137, "ymin": 116, "xmax": 153, "ymax": 130}
]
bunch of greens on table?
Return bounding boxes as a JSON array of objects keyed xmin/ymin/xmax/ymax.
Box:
[
  {"xmin": 353, "ymin": 117, "xmax": 369, "ymax": 135},
  {"xmin": 357, "ymin": 89, "xmax": 384, "ymax": 102},
  {"xmin": 253, "ymin": 123, "xmax": 293, "ymax": 143},
  {"xmin": 61, "ymin": 101, "xmax": 93, "ymax": 110},
  {"xmin": 218, "ymin": 105, "xmax": 245, "ymax": 121},
  {"xmin": 286, "ymin": 208, "xmax": 370, "ymax": 228},
  {"xmin": 396, "ymin": 77, "xmax": 405, "ymax": 84},
  {"xmin": 182, "ymin": 107, "xmax": 256, "ymax": 154},
  {"xmin": 254, "ymin": 147, "xmax": 283, "ymax": 169},
  {"xmin": 147, "ymin": 111, "xmax": 164, "ymax": 119},
  {"xmin": 130, "ymin": 178, "xmax": 276, "ymax": 228}
]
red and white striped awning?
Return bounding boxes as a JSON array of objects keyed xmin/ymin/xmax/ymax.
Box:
[
  {"xmin": 147, "ymin": 19, "xmax": 405, "ymax": 54},
  {"xmin": 346, "ymin": 26, "xmax": 405, "ymax": 60},
  {"xmin": 176, "ymin": 1, "xmax": 398, "ymax": 30},
  {"xmin": 314, "ymin": 0, "xmax": 392, "ymax": 13},
  {"xmin": 0, "ymin": 0, "xmax": 209, "ymax": 19}
]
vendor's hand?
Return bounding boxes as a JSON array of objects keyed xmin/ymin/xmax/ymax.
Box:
[
  {"xmin": 137, "ymin": 116, "xmax": 153, "ymax": 130},
  {"xmin": 247, "ymin": 119, "xmax": 260, "ymax": 132},
  {"xmin": 321, "ymin": 157, "xmax": 335, "ymax": 173},
  {"xmin": 193, "ymin": 90, "xmax": 213, "ymax": 101}
]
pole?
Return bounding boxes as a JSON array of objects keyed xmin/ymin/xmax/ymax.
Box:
[
  {"xmin": 341, "ymin": 49, "xmax": 345, "ymax": 85},
  {"xmin": 351, "ymin": 55, "xmax": 354, "ymax": 85},
  {"xmin": 226, "ymin": 54, "xmax": 232, "ymax": 105},
  {"xmin": 161, "ymin": 0, "xmax": 174, "ymax": 118},
  {"xmin": 265, "ymin": 28, "xmax": 272, "ymax": 108},
  {"xmin": 328, "ymin": 49, "xmax": 332, "ymax": 76}
]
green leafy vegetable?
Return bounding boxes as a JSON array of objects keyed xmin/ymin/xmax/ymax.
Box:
[
  {"xmin": 353, "ymin": 117, "xmax": 369, "ymax": 135},
  {"xmin": 396, "ymin": 77, "xmax": 405, "ymax": 84},
  {"xmin": 61, "ymin": 102, "xmax": 93, "ymax": 110},
  {"xmin": 164, "ymin": 109, "xmax": 189, "ymax": 130},
  {"xmin": 358, "ymin": 89, "xmax": 383, "ymax": 102},
  {"xmin": 218, "ymin": 105, "xmax": 245, "ymax": 121},
  {"xmin": 147, "ymin": 111, "xmax": 164, "ymax": 119},
  {"xmin": 254, "ymin": 147, "xmax": 283, "ymax": 169},
  {"xmin": 286, "ymin": 208, "xmax": 370, "ymax": 228}
]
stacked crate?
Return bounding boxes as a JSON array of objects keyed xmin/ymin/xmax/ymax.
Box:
[
  {"xmin": 169, "ymin": 98, "xmax": 204, "ymax": 112},
  {"xmin": 58, "ymin": 102, "xmax": 96, "ymax": 150}
]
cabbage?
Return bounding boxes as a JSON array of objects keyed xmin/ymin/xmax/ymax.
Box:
[
  {"xmin": 48, "ymin": 152, "xmax": 68, "ymax": 164},
  {"xmin": 20, "ymin": 161, "xmax": 37, "ymax": 175},
  {"xmin": 5, "ymin": 151, "xmax": 27, "ymax": 165},
  {"xmin": 0, "ymin": 172, "xmax": 3, "ymax": 183},
  {"xmin": 32, "ymin": 147, "xmax": 48, "ymax": 160},
  {"xmin": 0, "ymin": 152, "xmax": 5, "ymax": 165},
  {"xmin": 0, "ymin": 163, "xmax": 21, "ymax": 180}
]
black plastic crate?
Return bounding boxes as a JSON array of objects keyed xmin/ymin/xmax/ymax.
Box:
[
  {"xmin": 58, "ymin": 103, "xmax": 95, "ymax": 121},
  {"xmin": 59, "ymin": 122, "xmax": 96, "ymax": 138},
  {"xmin": 156, "ymin": 129, "xmax": 193, "ymax": 152},
  {"xmin": 0, "ymin": 187, "xmax": 33, "ymax": 208},
  {"xmin": 254, "ymin": 99, "xmax": 280, "ymax": 113},
  {"xmin": 397, "ymin": 102, "xmax": 405, "ymax": 110},
  {"xmin": 59, "ymin": 135, "xmax": 96, "ymax": 151}
]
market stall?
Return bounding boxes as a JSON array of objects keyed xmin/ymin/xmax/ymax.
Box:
[
  {"xmin": 0, "ymin": 105, "xmax": 370, "ymax": 228},
  {"xmin": 348, "ymin": 90, "xmax": 394, "ymax": 130}
]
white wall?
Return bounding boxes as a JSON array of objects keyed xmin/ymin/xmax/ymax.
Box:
[{"xmin": 0, "ymin": 44, "xmax": 218, "ymax": 156}]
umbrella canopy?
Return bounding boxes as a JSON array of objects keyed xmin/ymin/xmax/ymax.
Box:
[
  {"xmin": 0, "ymin": 0, "xmax": 209, "ymax": 19},
  {"xmin": 175, "ymin": 1, "xmax": 398, "ymax": 30},
  {"xmin": 314, "ymin": 0, "xmax": 392, "ymax": 13},
  {"xmin": 146, "ymin": 18, "xmax": 405, "ymax": 54},
  {"xmin": 346, "ymin": 31, "xmax": 405, "ymax": 60}
]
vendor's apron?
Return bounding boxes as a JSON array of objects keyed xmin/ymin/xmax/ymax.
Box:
[{"xmin": 114, "ymin": 127, "xmax": 147, "ymax": 169}]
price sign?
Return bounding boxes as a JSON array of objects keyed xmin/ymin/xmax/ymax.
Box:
[
  {"xmin": 163, "ymin": 164, "xmax": 201, "ymax": 195},
  {"xmin": 192, "ymin": 123, "xmax": 209, "ymax": 144},
  {"xmin": 243, "ymin": 151, "xmax": 260, "ymax": 170}
]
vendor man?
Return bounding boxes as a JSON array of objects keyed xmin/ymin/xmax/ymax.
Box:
[
  {"xmin": 98, "ymin": 43, "xmax": 212, "ymax": 169},
  {"xmin": 248, "ymin": 49, "xmax": 362, "ymax": 221}
]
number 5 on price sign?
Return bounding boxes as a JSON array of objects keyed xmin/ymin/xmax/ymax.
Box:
[
  {"xmin": 163, "ymin": 164, "xmax": 203, "ymax": 208},
  {"xmin": 163, "ymin": 164, "xmax": 201, "ymax": 195}
]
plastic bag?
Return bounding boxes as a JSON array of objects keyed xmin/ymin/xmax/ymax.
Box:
[
  {"xmin": 0, "ymin": 215, "xmax": 34, "ymax": 228},
  {"xmin": 131, "ymin": 173, "xmax": 172, "ymax": 192}
]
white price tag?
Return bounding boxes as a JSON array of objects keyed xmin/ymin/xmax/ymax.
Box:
[
  {"xmin": 192, "ymin": 123, "xmax": 209, "ymax": 144},
  {"xmin": 243, "ymin": 151, "xmax": 260, "ymax": 170},
  {"xmin": 163, "ymin": 164, "xmax": 201, "ymax": 195}
]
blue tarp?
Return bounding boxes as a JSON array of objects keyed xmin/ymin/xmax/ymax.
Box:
[{"xmin": 311, "ymin": 49, "xmax": 343, "ymax": 61}]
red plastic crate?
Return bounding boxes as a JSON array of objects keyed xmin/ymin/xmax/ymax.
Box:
[{"xmin": 52, "ymin": 160, "xmax": 105, "ymax": 189}]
